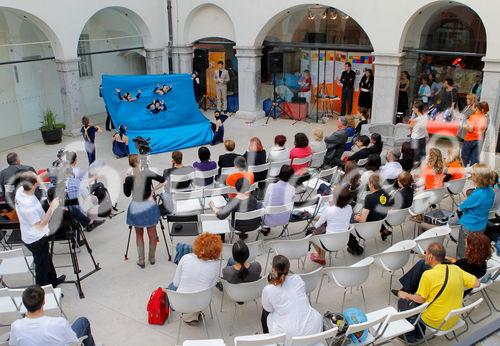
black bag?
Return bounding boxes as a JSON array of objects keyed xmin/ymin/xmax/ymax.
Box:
[
  {"xmin": 90, "ymin": 182, "xmax": 113, "ymax": 218},
  {"xmin": 423, "ymin": 209, "xmax": 453, "ymax": 226}
]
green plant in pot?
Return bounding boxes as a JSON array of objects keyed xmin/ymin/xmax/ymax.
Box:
[{"xmin": 40, "ymin": 108, "xmax": 65, "ymax": 144}]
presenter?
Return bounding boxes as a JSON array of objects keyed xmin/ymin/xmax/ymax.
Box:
[
  {"xmin": 214, "ymin": 60, "xmax": 230, "ymax": 112},
  {"xmin": 339, "ymin": 62, "xmax": 356, "ymax": 116}
]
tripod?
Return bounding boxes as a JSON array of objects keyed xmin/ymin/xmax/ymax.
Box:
[
  {"xmin": 266, "ymin": 73, "xmax": 294, "ymax": 124},
  {"xmin": 50, "ymin": 223, "xmax": 100, "ymax": 299}
]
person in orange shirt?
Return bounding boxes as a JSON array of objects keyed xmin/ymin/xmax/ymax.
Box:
[
  {"xmin": 226, "ymin": 156, "xmax": 254, "ymax": 198},
  {"xmin": 420, "ymin": 148, "xmax": 445, "ymax": 190},
  {"xmin": 445, "ymin": 148, "xmax": 465, "ymax": 181},
  {"xmin": 461, "ymin": 101, "xmax": 488, "ymax": 166}
]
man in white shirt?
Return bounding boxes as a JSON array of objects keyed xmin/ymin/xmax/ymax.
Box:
[
  {"xmin": 380, "ymin": 149, "xmax": 403, "ymax": 182},
  {"xmin": 15, "ymin": 172, "xmax": 65, "ymax": 287},
  {"xmin": 9, "ymin": 285, "xmax": 95, "ymax": 346}
]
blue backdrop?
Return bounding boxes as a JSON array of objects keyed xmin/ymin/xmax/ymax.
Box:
[{"xmin": 101, "ymin": 74, "xmax": 213, "ymax": 154}]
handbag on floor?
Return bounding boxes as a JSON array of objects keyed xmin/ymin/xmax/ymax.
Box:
[{"xmin": 147, "ymin": 287, "xmax": 170, "ymax": 325}]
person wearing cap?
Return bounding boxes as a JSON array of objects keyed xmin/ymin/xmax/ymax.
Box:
[{"xmin": 380, "ymin": 148, "xmax": 403, "ymax": 182}]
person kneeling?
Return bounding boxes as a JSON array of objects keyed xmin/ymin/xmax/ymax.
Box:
[{"xmin": 9, "ymin": 285, "xmax": 95, "ymax": 346}]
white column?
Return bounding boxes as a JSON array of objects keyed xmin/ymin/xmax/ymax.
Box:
[
  {"xmin": 171, "ymin": 45, "xmax": 193, "ymax": 74},
  {"xmin": 145, "ymin": 48, "xmax": 165, "ymax": 74},
  {"xmin": 55, "ymin": 59, "xmax": 81, "ymax": 135},
  {"xmin": 480, "ymin": 58, "xmax": 500, "ymax": 159},
  {"xmin": 371, "ymin": 53, "xmax": 404, "ymax": 124},
  {"xmin": 235, "ymin": 47, "xmax": 265, "ymax": 121}
]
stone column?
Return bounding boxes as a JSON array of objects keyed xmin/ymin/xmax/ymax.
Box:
[
  {"xmin": 235, "ymin": 47, "xmax": 265, "ymax": 121},
  {"xmin": 480, "ymin": 58, "xmax": 500, "ymax": 159},
  {"xmin": 145, "ymin": 48, "xmax": 165, "ymax": 74},
  {"xmin": 371, "ymin": 53, "xmax": 404, "ymax": 124},
  {"xmin": 171, "ymin": 45, "xmax": 193, "ymax": 74},
  {"xmin": 55, "ymin": 59, "xmax": 81, "ymax": 136}
]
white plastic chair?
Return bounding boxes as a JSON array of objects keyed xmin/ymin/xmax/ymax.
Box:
[
  {"xmin": 466, "ymin": 264, "xmax": 500, "ymax": 324},
  {"xmin": 309, "ymin": 150, "xmax": 327, "ymax": 169},
  {"xmin": 316, "ymin": 257, "xmax": 374, "ymax": 310},
  {"xmin": 297, "ymin": 267, "xmax": 323, "ymax": 300},
  {"xmin": 413, "ymin": 224, "xmax": 451, "ymax": 256},
  {"xmin": 372, "ymin": 240, "xmax": 416, "ymax": 304},
  {"xmin": 221, "ymin": 240, "xmax": 262, "ymax": 264},
  {"xmin": 302, "ymin": 167, "xmax": 336, "ymax": 199},
  {"xmin": 426, "ymin": 185, "xmax": 449, "ymax": 207},
  {"xmin": 385, "ymin": 208, "xmax": 410, "ymax": 243},
  {"xmin": 234, "ymin": 333, "xmax": 286, "ymax": 346},
  {"xmin": 0, "ymin": 288, "xmax": 18, "ymax": 323},
  {"xmin": 0, "ymin": 248, "xmax": 34, "ymax": 287},
  {"xmin": 231, "ymin": 208, "xmax": 265, "ymax": 241},
  {"xmin": 365, "ymin": 303, "xmax": 429, "ymax": 345},
  {"xmin": 267, "ymin": 159, "xmax": 291, "ymax": 181},
  {"xmin": 172, "ymin": 189, "xmax": 204, "ymax": 214},
  {"xmin": 248, "ymin": 163, "xmax": 270, "ymax": 177},
  {"xmin": 199, "ymin": 214, "xmax": 230, "ymax": 235},
  {"xmin": 168, "ymin": 171, "xmax": 195, "ymax": 192},
  {"xmin": 10, "ymin": 285, "xmax": 65, "ymax": 318},
  {"xmin": 264, "ymin": 235, "xmax": 312, "ymax": 271},
  {"xmin": 340, "ymin": 313, "xmax": 387, "ymax": 346},
  {"xmin": 352, "ymin": 219, "xmax": 385, "ymax": 250},
  {"xmin": 182, "ymin": 339, "xmax": 225, "ymax": 346},
  {"xmin": 311, "ymin": 229, "xmax": 351, "ymax": 266},
  {"xmin": 291, "ymin": 155, "xmax": 312, "ymax": 168},
  {"xmin": 290, "ymin": 326, "xmax": 338, "ymax": 345},
  {"xmin": 220, "ymin": 276, "xmax": 267, "ymax": 334},
  {"xmin": 263, "ymin": 203, "xmax": 294, "ymax": 238},
  {"xmin": 167, "ymin": 287, "xmax": 222, "ymax": 345},
  {"xmin": 409, "ymin": 191, "xmax": 433, "ymax": 238},
  {"xmin": 446, "ymin": 178, "xmax": 467, "ymax": 210}
]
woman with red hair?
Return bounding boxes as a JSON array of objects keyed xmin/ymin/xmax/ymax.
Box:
[{"xmin": 243, "ymin": 137, "xmax": 267, "ymax": 182}]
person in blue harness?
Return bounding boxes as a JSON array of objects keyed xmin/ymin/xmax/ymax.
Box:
[
  {"xmin": 81, "ymin": 116, "xmax": 101, "ymax": 165},
  {"xmin": 112, "ymin": 125, "xmax": 130, "ymax": 158}
]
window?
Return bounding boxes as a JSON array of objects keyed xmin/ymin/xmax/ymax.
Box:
[{"xmin": 78, "ymin": 34, "xmax": 93, "ymax": 78}]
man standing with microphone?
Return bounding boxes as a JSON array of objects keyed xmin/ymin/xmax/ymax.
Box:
[
  {"xmin": 214, "ymin": 60, "xmax": 230, "ymax": 112},
  {"xmin": 339, "ymin": 62, "xmax": 356, "ymax": 116}
]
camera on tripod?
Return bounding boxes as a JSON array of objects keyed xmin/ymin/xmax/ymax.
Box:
[{"xmin": 47, "ymin": 148, "xmax": 68, "ymax": 185}]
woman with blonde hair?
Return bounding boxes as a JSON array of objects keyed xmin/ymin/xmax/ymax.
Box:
[
  {"xmin": 420, "ymin": 148, "xmax": 445, "ymax": 190},
  {"xmin": 261, "ymin": 255, "xmax": 322, "ymax": 344},
  {"xmin": 309, "ymin": 128, "xmax": 326, "ymax": 154},
  {"xmin": 445, "ymin": 147, "xmax": 465, "ymax": 181},
  {"xmin": 457, "ymin": 163, "xmax": 495, "ymax": 258},
  {"xmin": 243, "ymin": 137, "xmax": 267, "ymax": 182}
]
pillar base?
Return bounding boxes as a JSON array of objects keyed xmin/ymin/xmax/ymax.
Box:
[{"xmin": 234, "ymin": 110, "xmax": 265, "ymax": 121}]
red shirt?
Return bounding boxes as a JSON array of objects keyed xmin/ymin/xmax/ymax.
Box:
[
  {"xmin": 421, "ymin": 165, "xmax": 445, "ymax": 190},
  {"xmin": 290, "ymin": 146, "xmax": 312, "ymax": 175}
]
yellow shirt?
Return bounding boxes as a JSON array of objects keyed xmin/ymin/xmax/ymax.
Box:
[{"xmin": 417, "ymin": 264, "xmax": 477, "ymax": 330}]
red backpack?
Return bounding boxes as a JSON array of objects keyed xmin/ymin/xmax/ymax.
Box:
[{"xmin": 147, "ymin": 288, "xmax": 170, "ymax": 325}]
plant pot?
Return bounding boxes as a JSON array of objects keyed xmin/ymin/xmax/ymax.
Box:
[{"xmin": 41, "ymin": 128, "xmax": 63, "ymax": 144}]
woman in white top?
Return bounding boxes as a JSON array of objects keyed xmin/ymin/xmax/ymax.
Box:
[
  {"xmin": 310, "ymin": 186, "xmax": 353, "ymax": 264},
  {"xmin": 170, "ymin": 233, "xmax": 222, "ymax": 322},
  {"xmin": 261, "ymin": 255, "xmax": 322, "ymax": 345},
  {"xmin": 267, "ymin": 135, "xmax": 290, "ymax": 177},
  {"xmin": 309, "ymin": 128, "xmax": 327, "ymax": 154},
  {"xmin": 409, "ymin": 100, "xmax": 428, "ymax": 163}
]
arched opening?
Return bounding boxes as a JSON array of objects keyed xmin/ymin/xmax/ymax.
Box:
[
  {"xmin": 0, "ymin": 8, "xmax": 63, "ymax": 147},
  {"xmin": 260, "ymin": 5, "xmax": 373, "ymax": 121},
  {"xmin": 400, "ymin": 3, "xmax": 486, "ymax": 116},
  {"xmin": 78, "ymin": 7, "xmax": 147, "ymax": 119}
]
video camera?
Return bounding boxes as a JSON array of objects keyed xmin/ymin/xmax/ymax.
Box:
[{"xmin": 48, "ymin": 148, "xmax": 68, "ymax": 185}]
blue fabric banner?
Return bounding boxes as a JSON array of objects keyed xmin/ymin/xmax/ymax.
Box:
[{"xmin": 101, "ymin": 74, "xmax": 213, "ymax": 154}]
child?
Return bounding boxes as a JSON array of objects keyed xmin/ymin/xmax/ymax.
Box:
[{"xmin": 81, "ymin": 116, "xmax": 101, "ymax": 165}]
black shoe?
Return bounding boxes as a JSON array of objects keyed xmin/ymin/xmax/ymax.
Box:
[
  {"xmin": 391, "ymin": 289, "xmax": 400, "ymax": 298},
  {"xmin": 261, "ymin": 228, "xmax": 271, "ymax": 236},
  {"xmin": 238, "ymin": 233, "xmax": 249, "ymax": 240},
  {"xmin": 215, "ymin": 281, "xmax": 223, "ymax": 292},
  {"xmin": 381, "ymin": 230, "xmax": 392, "ymax": 241},
  {"xmin": 53, "ymin": 275, "xmax": 66, "ymax": 287}
]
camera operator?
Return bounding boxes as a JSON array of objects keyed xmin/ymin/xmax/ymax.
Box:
[
  {"xmin": 124, "ymin": 154, "xmax": 165, "ymax": 268},
  {"xmin": 15, "ymin": 172, "xmax": 65, "ymax": 287},
  {"xmin": 0, "ymin": 152, "xmax": 36, "ymax": 204}
]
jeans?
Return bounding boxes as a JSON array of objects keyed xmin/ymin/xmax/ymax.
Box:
[
  {"xmin": 71, "ymin": 317, "xmax": 95, "ymax": 346},
  {"xmin": 84, "ymin": 141, "xmax": 96, "ymax": 166},
  {"xmin": 24, "ymin": 237, "xmax": 58, "ymax": 286},
  {"xmin": 461, "ymin": 140, "xmax": 479, "ymax": 167},
  {"xmin": 341, "ymin": 87, "xmax": 354, "ymax": 115},
  {"xmin": 399, "ymin": 259, "xmax": 430, "ymax": 294}
]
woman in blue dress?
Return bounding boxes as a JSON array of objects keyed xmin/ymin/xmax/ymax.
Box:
[{"xmin": 112, "ymin": 125, "xmax": 130, "ymax": 158}]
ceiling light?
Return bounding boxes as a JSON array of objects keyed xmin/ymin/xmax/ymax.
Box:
[
  {"xmin": 322, "ymin": 10, "xmax": 328, "ymax": 19},
  {"xmin": 308, "ymin": 10, "xmax": 315, "ymax": 20},
  {"xmin": 343, "ymin": 15, "xmax": 350, "ymax": 20},
  {"xmin": 330, "ymin": 11, "xmax": 338, "ymax": 20}
]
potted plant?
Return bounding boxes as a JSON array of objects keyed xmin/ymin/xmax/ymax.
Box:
[{"xmin": 40, "ymin": 108, "xmax": 65, "ymax": 144}]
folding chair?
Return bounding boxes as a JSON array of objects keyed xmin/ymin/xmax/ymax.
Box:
[
  {"xmin": 309, "ymin": 150, "xmax": 327, "ymax": 170},
  {"xmin": 0, "ymin": 248, "xmax": 34, "ymax": 288},
  {"xmin": 231, "ymin": 208, "xmax": 265, "ymax": 242},
  {"xmin": 234, "ymin": 333, "xmax": 286, "ymax": 346},
  {"xmin": 290, "ymin": 195, "xmax": 330, "ymax": 235},
  {"xmin": 302, "ymin": 167, "xmax": 337, "ymax": 200},
  {"xmin": 172, "ymin": 189, "xmax": 204, "ymax": 214},
  {"xmin": 199, "ymin": 213, "xmax": 230, "ymax": 236},
  {"xmin": 267, "ymin": 159, "xmax": 292, "ymax": 182},
  {"xmin": 167, "ymin": 171, "xmax": 195, "ymax": 192},
  {"xmin": 165, "ymin": 214, "xmax": 199, "ymax": 243},
  {"xmin": 263, "ymin": 202, "xmax": 294, "ymax": 238},
  {"xmin": 10, "ymin": 285, "xmax": 66, "ymax": 318},
  {"xmin": 219, "ymin": 167, "xmax": 239, "ymax": 185},
  {"xmin": 340, "ymin": 313, "xmax": 387, "ymax": 345},
  {"xmin": 202, "ymin": 186, "xmax": 229, "ymax": 210},
  {"xmin": 193, "ymin": 168, "xmax": 219, "ymax": 189}
]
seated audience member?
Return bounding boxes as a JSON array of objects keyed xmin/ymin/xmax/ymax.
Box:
[
  {"xmin": 309, "ymin": 128, "xmax": 327, "ymax": 154},
  {"xmin": 388, "ymin": 171, "xmax": 414, "ymax": 209},
  {"xmin": 445, "ymin": 148, "xmax": 465, "ymax": 181},
  {"xmin": 210, "ymin": 178, "xmax": 262, "ymax": 240},
  {"xmin": 267, "ymin": 135, "xmax": 290, "ymax": 177},
  {"xmin": 380, "ymin": 148, "xmax": 403, "ymax": 183},
  {"xmin": 222, "ymin": 240, "xmax": 262, "ymax": 284},
  {"xmin": 0, "ymin": 152, "xmax": 36, "ymax": 203},
  {"xmin": 355, "ymin": 108, "xmax": 369, "ymax": 134},
  {"xmin": 290, "ymin": 132, "xmax": 312, "ymax": 175},
  {"xmin": 419, "ymin": 148, "xmax": 445, "ymax": 190},
  {"xmin": 243, "ymin": 137, "xmax": 267, "ymax": 182},
  {"xmin": 163, "ymin": 151, "xmax": 194, "ymax": 191},
  {"xmin": 15, "ymin": 173, "xmax": 66, "ymax": 287},
  {"xmin": 346, "ymin": 135, "xmax": 371, "ymax": 163},
  {"xmin": 398, "ymin": 142, "xmax": 415, "ymax": 172},
  {"xmin": 261, "ymin": 255, "xmax": 322, "ymax": 343},
  {"xmin": 111, "ymin": 125, "xmax": 129, "ymax": 158},
  {"xmin": 9, "ymin": 285, "xmax": 95, "ymax": 346},
  {"xmin": 226, "ymin": 156, "xmax": 254, "ymax": 198},
  {"xmin": 192, "ymin": 146, "xmax": 217, "ymax": 186},
  {"xmin": 456, "ymin": 163, "xmax": 495, "ymax": 258},
  {"xmin": 368, "ymin": 133, "xmax": 383, "ymax": 156},
  {"xmin": 217, "ymin": 140, "xmax": 239, "ymax": 176},
  {"xmin": 262, "ymin": 165, "xmax": 295, "ymax": 236},
  {"xmin": 170, "ymin": 233, "xmax": 222, "ymax": 323},
  {"xmin": 360, "ymin": 154, "xmax": 381, "ymax": 187},
  {"xmin": 348, "ymin": 174, "xmax": 389, "ymax": 254},
  {"xmin": 309, "ymin": 187, "xmax": 353, "ymax": 265},
  {"xmin": 396, "ymin": 243, "xmax": 479, "ymax": 342},
  {"xmin": 344, "ymin": 115, "xmax": 357, "ymax": 151},
  {"xmin": 324, "ymin": 117, "xmax": 348, "ymax": 168}
]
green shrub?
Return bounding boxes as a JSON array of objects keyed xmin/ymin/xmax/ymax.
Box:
[{"xmin": 40, "ymin": 108, "xmax": 65, "ymax": 131}]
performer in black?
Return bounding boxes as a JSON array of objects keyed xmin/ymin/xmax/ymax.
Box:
[
  {"xmin": 154, "ymin": 84, "xmax": 173, "ymax": 95},
  {"xmin": 99, "ymin": 85, "xmax": 114, "ymax": 131},
  {"xmin": 340, "ymin": 62, "xmax": 356, "ymax": 115},
  {"xmin": 358, "ymin": 69, "xmax": 373, "ymax": 113},
  {"xmin": 116, "ymin": 88, "xmax": 141, "ymax": 101}
]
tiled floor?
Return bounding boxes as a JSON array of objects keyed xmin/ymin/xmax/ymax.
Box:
[{"xmin": 0, "ymin": 112, "xmax": 498, "ymax": 345}]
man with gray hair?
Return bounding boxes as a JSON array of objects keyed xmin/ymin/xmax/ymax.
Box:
[
  {"xmin": 380, "ymin": 148, "xmax": 403, "ymax": 182},
  {"xmin": 323, "ymin": 116, "xmax": 348, "ymax": 168}
]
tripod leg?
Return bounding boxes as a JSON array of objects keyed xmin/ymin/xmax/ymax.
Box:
[
  {"xmin": 158, "ymin": 219, "xmax": 172, "ymax": 261},
  {"xmin": 69, "ymin": 238, "xmax": 84, "ymax": 298},
  {"xmin": 124, "ymin": 226, "xmax": 132, "ymax": 260},
  {"xmin": 79, "ymin": 229, "xmax": 100, "ymax": 270}
]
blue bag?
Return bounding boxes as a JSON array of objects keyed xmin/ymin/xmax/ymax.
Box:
[{"xmin": 343, "ymin": 307, "xmax": 368, "ymax": 344}]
